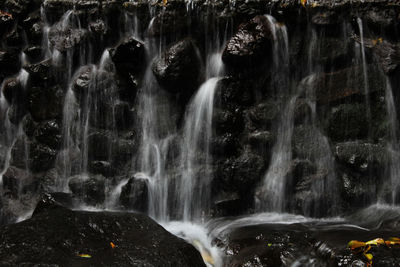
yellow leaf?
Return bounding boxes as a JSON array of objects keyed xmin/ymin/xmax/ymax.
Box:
[
  {"xmin": 162, "ymin": 0, "xmax": 167, "ymax": 6},
  {"xmin": 366, "ymin": 238, "xmax": 385, "ymax": 246},
  {"xmin": 301, "ymin": 0, "xmax": 307, "ymax": 7},
  {"xmin": 348, "ymin": 240, "xmax": 366, "ymax": 249},
  {"xmin": 110, "ymin": 242, "xmax": 116, "ymax": 249},
  {"xmin": 364, "ymin": 253, "xmax": 373, "ymax": 261},
  {"xmin": 267, "ymin": 243, "xmax": 272, "ymax": 247},
  {"xmin": 78, "ymin": 254, "xmax": 92, "ymax": 258}
]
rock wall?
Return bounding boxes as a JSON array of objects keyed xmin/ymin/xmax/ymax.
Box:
[{"xmin": 0, "ymin": 0, "xmax": 400, "ymax": 223}]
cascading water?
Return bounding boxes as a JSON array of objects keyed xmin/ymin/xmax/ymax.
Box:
[
  {"xmin": 178, "ymin": 53, "xmax": 223, "ymax": 221},
  {"xmin": 384, "ymin": 78, "xmax": 400, "ymax": 204},
  {"xmin": 258, "ymin": 15, "xmax": 292, "ymax": 212},
  {"xmin": 2, "ymin": 1, "xmax": 400, "ymax": 266}
]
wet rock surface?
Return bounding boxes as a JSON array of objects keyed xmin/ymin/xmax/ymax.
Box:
[
  {"xmin": 0, "ymin": 0, "xmax": 400, "ymax": 265},
  {"xmin": 152, "ymin": 38, "xmax": 201, "ymax": 95},
  {"xmin": 0, "ymin": 195, "xmax": 206, "ymax": 267},
  {"xmin": 222, "ymin": 221, "xmax": 400, "ymax": 267}
]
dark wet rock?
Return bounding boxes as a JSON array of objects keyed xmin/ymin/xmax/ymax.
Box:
[
  {"xmin": 222, "ymin": 15, "xmax": 273, "ymax": 68},
  {"xmin": 89, "ymin": 19, "xmax": 107, "ymax": 36},
  {"xmin": 110, "ymin": 36, "xmax": 145, "ymax": 75},
  {"xmin": 68, "ymin": 174, "xmax": 106, "ymax": 205},
  {"xmin": 111, "ymin": 138, "xmax": 136, "ymax": 167},
  {"xmin": 363, "ymin": 7, "xmax": 398, "ymax": 32},
  {"xmin": 32, "ymin": 192, "xmax": 74, "ymax": 216},
  {"xmin": 88, "ymin": 161, "xmax": 116, "ymax": 177},
  {"xmin": 244, "ymin": 101, "xmax": 279, "ymax": 131},
  {"xmin": 245, "ymin": 130, "xmax": 274, "ymax": 150},
  {"xmin": 7, "ymin": 102, "xmax": 27, "ymax": 125},
  {"xmin": 26, "ymin": 22, "xmax": 43, "ymax": 44},
  {"xmin": 292, "ymin": 171, "xmax": 339, "ymax": 217},
  {"xmin": 152, "ymin": 38, "xmax": 201, "ymax": 94},
  {"xmin": 27, "ymin": 84, "xmax": 64, "ymax": 121},
  {"xmin": 0, "ymin": 11, "xmax": 14, "ymax": 36},
  {"xmin": 87, "ymin": 131, "xmax": 112, "ymax": 161},
  {"xmin": 216, "ymin": 151, "xmax": 265, "ymax": 197},
  {"xmin": 28, "ymin": 141, "xmax": 57, "ymax": 173},
  {"xmin": 371, "ymin": 40, "xmax": 400, "ymax": 74},
  {"xmin": 2, "ymin": 166, "xmax": 37, "ymax": 198},
  {"xmin": 212, "ymin": 191, "xmax": 246, "ymax": 217},
  {"xmin": 316, "ymin": 37, "xmax": 351, "ymax": 70},
  {"xmin": 72, "ymin": 65, "xmax": 92, "ymax": 100},
  {"xmin": 10, "ymin": 136, "xmax": 29, "ymax": 169},
  {"xmin": 49, "ymin": 27, "xmax": 88, "ymax": 52},
  {"xmin": 314, "ymin": 64, "xmax": 386, "ymax": 104},
  {"xmin": 213, "ymin": 108, "xmax": 244, "ymax": 135},
  {"xmin": 33, "ymin": 120, "xmax": 62, "ymax": 149},
  {"xmin": 116, "ymin": 73, "xmax": 139, "ymax": 103},
  {"xmin": 216, "ymin": 77, "xmax": 255, "ymax": 109},
  {"xmin": 292, "ymin": 125, "xmax": 331, "ymax": 160},
  {"xmin": 147, "ymin": 10, "xmax": 188, "ymax": 37},
  {"xmin": 223, "ymin": 222, "xmax": 400, "ymax": 267},
  {"xmin": 24, "ymin": 59, "xmax": 53, "ymax": 85},
  {"xmin": 120, "ymin": 175, "xmax": 148, "ymax": 212},
  {"xmin": 334, "ymin": 141, "xmax": 386, "ymax": 174},
  {"xmin": 339, "ymin": 170, "xmax": 377, "ymax": 209},
  {"xmin": 114, "ymin": 101, "xmax": 134, "ymax": 131},
  {"xmin": 87, "ymin": 131, "xmax": 135, "ymax": 164},
  {"xmin": 0, "ymin": 200, "xmax": 206, "ymax": 267},
  {"xmin": 327, "ymin": 103, "xmax": 369, "ymax": 142},
  {"xmin": 0, "ymin": 50, "xmax": 20, "ymax": 79},
  {"xmin": 37, "ymin": 168, "xmax": 59, "ymax": 193},
  {"xmin": 311, "ymin": 11, "xmax": 339, "ymax": 26},
  {"xmin": 1, "ymin": 0, "xmax": 35, "ymax": 16},
  {"xmin": 211, "ymin": 133, "xmax": 240, "ymax": 157},
  {"xmin": 21, "ymin": 114, "xmax": 36, "ymax": 137},
  {"xmin": 23, "ymin": 46, "xmax": 42, "ymax": 62},
  {"xmin": 4, "ymin": 26, "xmax": 24, "ymax": 48},
  {"xmin": 2, "ymin": 77, "xmax": 24, "ymax": 104}
]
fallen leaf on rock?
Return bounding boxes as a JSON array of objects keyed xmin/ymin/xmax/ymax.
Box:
[
  {"xmin": 110, "ymin": 242, "xmax": 116, "ymax": 248},
  {"xmin": 77, "ymin": 254, "xmax": 92, "ymax": 258},
  {"xmin": 0, "ymin": 10, "xmax": 12, "ymax": 18}
]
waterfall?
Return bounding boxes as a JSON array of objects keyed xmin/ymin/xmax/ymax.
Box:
[
  {"xmin": 258, "ymin": 15, "xmax": 291, "ymax": 212},
  {"xmin": 357, "ymin": 18, "xmax": 372, "ymax": 138},
  {"xmin": 384, "ymin": 78, "xmax": 400, "ymax": 204},
  {"xmin": 135, "ymin": 40, "xmax": 177, "ymax": 221},
  {"xmin": 179, "ymin": 77, "xmax": 220, "ymax": 221}
]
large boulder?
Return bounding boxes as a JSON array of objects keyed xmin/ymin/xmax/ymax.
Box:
[
  {"xmin": 222, "ymin": 15, "xmax": 273, "ymax": 68},
  {"xmin": 0, "ymin": 50, "xmax": 20, "ymax": 80},
  {"xmin": 28, "ymin": 141, "xmax": 57, "ymax": 173},
  {"xmin": 334, "ymin": 141, "xmax": 387, "ymax": 174},
  {"xmin": 33, "ymin": 119, "xmax": 62, "ymax": 149},
  {"xmin": 27, "ymin": 84, "xmax": 64, "ymax": 121},
  {"xmin": 2, "ymin": 166, "xmax": 37, "ymax": 198},
  {"xmin": 152, "ymin": 38, "xmax": 201, "ymax": 94},
  {"xmin": 313, "ymin": 64, "xmax": 386, "ymax": 104},
  {"xmin": 222, "ymin": 220, "xmax": 400, "ymax": 267},
  {"xmin": 68, "ymin": 174, "xmax": 106, "ymax": 205},
  {"xmin": 120, "ymin": 175, "xmax": 149, "ymax": 212},
  {"xmin": 326, "ymin": 103, "xmax": 369, "ymax": 142},
  {"xmin": 0, "ymin": 196, "xmax": 206, "ymax": 267},
  {"xmin": 110, "ymin": 36, "xmax": 145, "ymax": 75}
]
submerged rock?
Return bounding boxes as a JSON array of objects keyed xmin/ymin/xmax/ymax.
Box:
[{"xmin": 0, "ymin": 196, "xmax": 206, "ymax": 267}]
